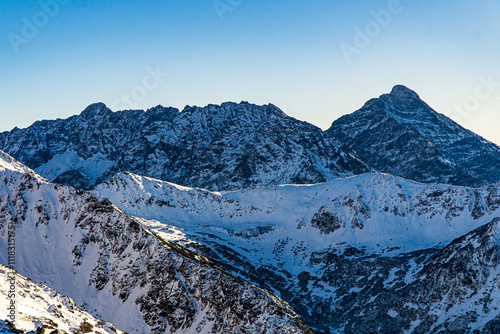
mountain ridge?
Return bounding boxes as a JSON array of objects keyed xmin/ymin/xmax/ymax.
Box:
[
  {"xmin": 327, "ymin": 85, "xmax": 500, "ymax": 187},
  {"xmin": 0, "ymin": 150, "xmax": 313, "ymax": 334},
  {"xmin": 3, "ymin": 85, "xmax": 500, "ymax": 191},
  {"xmin": 3, "ymin": 85, "xmax": 500, "ymax": 333},
  {"xmin": 0, "ymin": 264, "xmax": 126, "ymax": 334},
  {"xmin": 93, "ymin": 169, "xmax": 500, "ymax": 333},
  {"xmin": 0, "ymin": 101, "xmax": 369, "ymax": 191}
]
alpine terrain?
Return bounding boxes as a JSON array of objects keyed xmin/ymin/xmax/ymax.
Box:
[
  {"xmin": 0, "ymin": 102, "xmax": 368, "ymax": 191},
  {"xmin": 0, "ymin": 151, "xmax": 312, "ymax": 334},
  {"xmin": 0, "ymin": 264, "xmax": 126, "ymax": 334},
  {"xmin": 95, "ymin": 171, "xmax": 500, "ymax": 333},
  {"xmin": 2, "ymin": 85, "xmax": 500, "ymax": 334},
  {"xmin": 327, "ymin": 85, "xmax": 500, "ymax": 188}
]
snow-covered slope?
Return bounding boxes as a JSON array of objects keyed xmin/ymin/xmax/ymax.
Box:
[
  {"xmin": 0, "ymin": 264, "xmax": 125, "ymax": 334},
  {"xmin": 303, "ymin": 217, "xmax": 500, "ymax": 333},
  {"xmin": 0, "ymin": 102, "xmax": 369, "ymax": 191},
  {"xmin": 0, "ymin": 151, "xmax": 312, "ymax": 334},
  {"xmin": 95, "ymin": 171, "xmax": 500, "ymax": 333},
  {"xmin": 327, "ymin": 85, "xmax": 500, "ymax": 187},
  {"xmin": 96, "ymin": 171, "xmax": 500, "ymax": 256}
]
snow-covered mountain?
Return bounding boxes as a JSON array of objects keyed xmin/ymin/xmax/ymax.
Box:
[
  {"xmin": 2, "ymin": 87, "xmax": 500, "ymax": 192},
  {"xmin": 3, "ymin": 87, "xmax": 500, "ymax": 334},
  {"xmin": 96, "ymin": 171, "xmax": 500, "ymax": 256},
  {"xmin": 327, "ymin": 85, "xmax": 500, "ymax": 188},
  {"xmin": 0, "ymin": 102, "xmax": 369, "ymax": 191},
  {"xmin": 95, "ymin": 171, "xmax": 500, "ymax": 333},
  {"xmin": 0, "ymin": 151, "xmax": 312, "ymax": 334},
  {"xmin": 0, "ymin": 264, "xmax": 126, "ymax": 334}
]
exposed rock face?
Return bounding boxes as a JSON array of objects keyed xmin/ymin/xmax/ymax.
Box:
[
  {"xmin": 0, "ymin": 102, "xmax": 369, "ymax": 191},
  {"xmin": 0, "ymin": 265, "xmax": 126, "ymax": 334},
  {"xmin": 95, "ymin": 171, "xmax": 500, "ymax": 334},
  {"xmin": 3, "ymin": 86, "xmax": 500, "ymax": 334},
  {"xmin": 3, "ymin": 87, "xmax": 500, "ymax": 191},
  {"xmin": 327, "ymin": 85, "xmax": 500, "ymax": 188},
  {"xmin": 312, "ymin": 217, "xmax": 500, "ymax": 334},
  {"xmin": 0, "ymin": 151, "xmax": 313, "ymax": 334},
  {"xmin": 310, "ymin": 207, "xmax": 343, "ymax": 234}
]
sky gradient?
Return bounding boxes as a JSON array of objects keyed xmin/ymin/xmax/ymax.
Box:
[{"xmin": 1, "ymin": 0, "xmax": 500, "ymax": 145}]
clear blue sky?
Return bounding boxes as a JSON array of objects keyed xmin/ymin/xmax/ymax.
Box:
[{"xmin": 1, "ymin": 0, "xmax": 500, "ymax": 145}]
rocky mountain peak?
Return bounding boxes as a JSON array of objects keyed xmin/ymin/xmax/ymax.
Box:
[
  {"xmin": 0, "ymin": 101, "xmax": 369, "ymax": 190},
  {"xmin": 327, "ymin": 86, "xmax": 500, "ymax": 187},
  {"xmin": 388, "ymin": 84, "xmax": 421, "ymax": 100},
  {"xmin": 357, "ymin": 85, "xmax": 430, "ymax": 122},
  {"xmin": 145, "ymin": 104, "xmax": 179, "ymax": 121},
  {"xmin": 181, "ymin": 101, "xmax": 287, "ymax": 121},
  {"xmin": 379, "ymin": 85, "xmax": 431, "ymax": 118},
  {"xmin": 79, "ymin": 102, "xmax": 112, "ymax": 119}
]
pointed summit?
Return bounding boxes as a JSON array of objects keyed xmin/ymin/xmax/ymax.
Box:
[
  {"xmin": 327, "ymin": 85, "xmax": 500, "ymax": 187},
  {"xmin": 388, "ymin": 85, "xmax": 421, "ymax": 100},
  {"xmin": 359, "ymin": 85, "xmax": 428, "ymax": 117}
]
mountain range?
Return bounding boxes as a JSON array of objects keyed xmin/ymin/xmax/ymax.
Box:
[
  {"xmin": 1, "ymin": 85, "xmax": 500, "ymax": 190},
  {"xmin": 94, "ymin": 170, "xmax": 500, "ymax": 333},
  {"xmin": 0, "ymin": 151, "xmax": 312, "ymax": 334},
  {"xmin": 1, "ymin": 85, "xmax": 500, "ymax": 333},
  {"xmin": 0, "ymin": 102, "xmax": 368, "ymax": 191}
]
